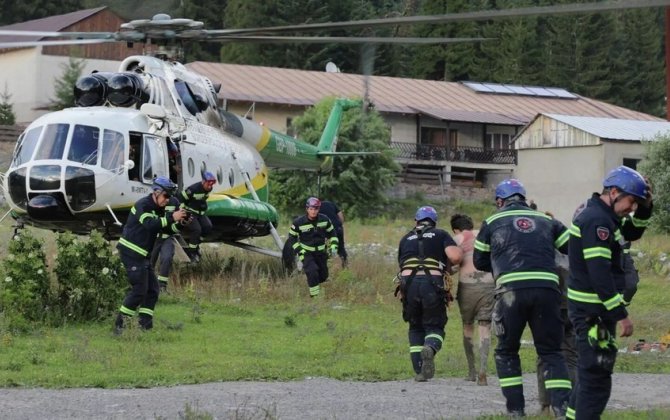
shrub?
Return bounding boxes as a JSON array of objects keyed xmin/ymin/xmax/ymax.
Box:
[
  {"xmin": 0, "ymin": 230, "xmax": 50, "ymax": 330},
  {"xmin": 53, "ymin": 231, "xmax": 125, "ymax": 323}
]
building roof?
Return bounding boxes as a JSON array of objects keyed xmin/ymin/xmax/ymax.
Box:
[
  {"xmin": 537, "ymin": 113, "xmax": 670, "ymax": 141},
  {"xmin": 0, "ymin": 7, "xmax": 107, "ymax": 44},
  {"xmin": 187, "ymin": 61, "xmax": 662, "ymax": 125}
]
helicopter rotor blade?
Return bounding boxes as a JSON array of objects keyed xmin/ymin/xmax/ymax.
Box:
[
  {"xmin": 217, "ymin": 36, "xmax": 492, "ymax": 45},
  {"xmin": 0, "ymin": 29, "xmax": 116, "ymax": 38},
  {"xmin": 210, "ymin": 0, "xmax": 670, "ymax": 36},
  {"xmin": 0, "ymin": 38, "xmax": 116, "ymax": 49}
]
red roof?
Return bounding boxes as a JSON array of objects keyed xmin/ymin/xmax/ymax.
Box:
[{"xmin": 188, "ymin": 61, "xmax": 661, "ymax": 124}]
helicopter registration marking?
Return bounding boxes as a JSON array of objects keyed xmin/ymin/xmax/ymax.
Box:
[
  {"xmin": 132, "ymin": 186, "xmax": 151, "ymax": 194},
  {"xmin": 275, "ymin": 137, "xmax": 297, "ymax": 157}
]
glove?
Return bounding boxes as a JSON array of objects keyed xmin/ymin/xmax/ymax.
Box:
[
  {"xmin": 296, "ymin": 259, "xmax": 303, "ymax": 272},
  {"xmin": 330, "ymin": 246, "xmax": 338, "ymax": 257},
  {"xmin": 298, "ymin": 250, "xmax": 305, "ymax": 261}
]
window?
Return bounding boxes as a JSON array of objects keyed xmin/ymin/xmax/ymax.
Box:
[
  {"xmin": 486, "ymin": 133, "xmax": 512, "ymax": 150},
  {"xmin": 420, "ymin": 127, "xmax": 447, "ymax": 145},
  {"xmin": 449, "ymin": 129, "xmax": 458, "ymax": 149},
  {"xmin": 11, "ymin": 126, "xmax": 42, "ymax": 167},
  {"xmin": 142, "ymin": 135, "xmax": 168, "ymax": 182},
  {"xmin": 68, "ymin": 125, "xmax": 99, "ymax": 165},
  {"xmin": 623, "ymin": 158, "xmax": 640, "ymax": 170},
  {"xmin": 35, "ymin": 124, "xmax": 69, "ymax": 160},
  {"xmin": 101, "ymin": 130, "xmax": 125, "ymax": 173}
]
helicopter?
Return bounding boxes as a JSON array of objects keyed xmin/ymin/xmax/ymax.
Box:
[{"xmin": 0, "ymin": 0, "xmax": 668, "ymax": 259}]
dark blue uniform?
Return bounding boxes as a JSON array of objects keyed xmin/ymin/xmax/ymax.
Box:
[
  {"xmin": 150, "ymin": 196, "xmax": 182, "ymax": 290},
  {"xmin": 289, "ymin": 214, "xmax": 338, "ymax": 297},
  {"xmin": 180, "ymin": 181, "xmax": 213, "ymax": 259},
  {"xmin": 397, "ymin": 224, "xmax": 456, "ymax": 377},
  {"xmin": 566, "ymin": 194, "xmax": 651, "ymax": 420},
  {"xmin": 319, "ymin": 200, "xmax": 347, "ymax": 264},
  {"xmin": 474, "ymin": 201, "xmax": 571, "ymax": 416},
  {"xmin": 116, "ymin": 194, "xmax": 178, "ymax": 330}
]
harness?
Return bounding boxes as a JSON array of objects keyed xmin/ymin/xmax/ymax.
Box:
[{"xmin": 397, "ymin": 224, "xmax": 444, "ymax": 294}]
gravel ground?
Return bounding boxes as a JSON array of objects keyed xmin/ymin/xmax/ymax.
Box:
[{"xmin": 0, "ymin": 373, "xmax": 668, "ymax": 419}]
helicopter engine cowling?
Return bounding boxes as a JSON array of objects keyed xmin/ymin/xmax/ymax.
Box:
[
  {"xmin": 107, "ymin": 73, "xmax": 149, "ymax": 107},
  {"xmin": 74, "ymin": 72, "xmax": 115, "ymax": 107}
]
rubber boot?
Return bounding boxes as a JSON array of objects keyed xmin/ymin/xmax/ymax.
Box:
[{"xmin": 415, "ymin": 345, "xmax": 435, "ymax": 382}]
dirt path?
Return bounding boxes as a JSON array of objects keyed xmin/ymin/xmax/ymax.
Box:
[{"xmin": 0, "ymin": 373, "xmax": 668, "ymax": 419}]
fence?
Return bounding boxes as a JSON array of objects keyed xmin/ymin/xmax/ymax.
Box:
[{"xmin": 390, "ymin": 142, "xmax": 517, "ymax": 164}]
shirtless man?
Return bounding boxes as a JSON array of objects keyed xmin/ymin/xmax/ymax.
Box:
[{"xmin": 451, "ymin": 214, "xmax": 495, "ymax": 385}]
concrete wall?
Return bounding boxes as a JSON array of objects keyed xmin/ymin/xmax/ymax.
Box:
[
  {"xmin": 603, "ymin": 141, "xmax": 645, "ymax": 171},
  {"xmin": 0, "ymin": 49, "xmax": 120, "ymax": 124},
  {"xmin": 516, "ymin": 145, "xmax": 604, "ymax": 225}
]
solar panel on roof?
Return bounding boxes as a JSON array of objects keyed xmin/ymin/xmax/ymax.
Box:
[{"xmin": 461, "ymin": 81, "xmax": 577, "ymax": 100}]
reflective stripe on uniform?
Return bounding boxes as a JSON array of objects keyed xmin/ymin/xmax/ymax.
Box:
[
  {"xmin": 569, "ymin": 224, "xmax": 581, "ymax": 238},
  {"xmin": 485, "ymin": 209, "xmax": 551, "ymax": 224},
  {"xmin": 554, "ymin": 229, "xmax": 570, "ymax": 248},
  {"xmin": 545, "ymin": 379, "xmax": 572, "ymax": 389},
  {"xmin": 138, "ymin": 307, "xmax": 154, "ymax": 316},
  {"xmin": 474, "ymin": 239, "xmax": 490, "ymax": 252},
  {"xmin": 499, "ymin": 376, "xmax": 523, "ymax": 387},
  {"xmin": 425, "ymin": 333, "xmax": 443, "ymax": 343},
  {"xmin": 567, "ymin": 288, "xmax": 623, "ymax": 310},
  {"xmin": 583, "ymin": 246, "xmax": 612, "ymax": 260},
  {"xmin": 119, "ymin": 305, "xmax": 136, "ymax": 316},
  {"xmin": 410, "ymin": 345, "xmax": 423, "ymax": 353},
  {"xmin": 118, "ymin": 238, "xmax": 148, "ymax": 257},
  {"xmin": 566, "ymin": 407, "xmax": 576, "ymax": 419},
  {"xmin": 497, "ymin": 271, "xmax": 559, "ymax": 285}
]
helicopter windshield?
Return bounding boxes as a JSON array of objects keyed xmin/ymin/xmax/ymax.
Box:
[
  {"xmin": 34, "ymin": 124, "xmax": 69, "ymax": 161},
  {"xmin": 11, "ymin": 126, "xmax": 42, "ymax": 168},
  {"xmin": 68, "ymin": 125, "xmax": 99, "ymax": 165}
]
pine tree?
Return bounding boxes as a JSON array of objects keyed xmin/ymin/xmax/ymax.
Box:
[
  {"xmin": 51, "ymin": 57, "xmax": 84, "ymax": 111},
  {"xmin": 0, "ymin": 83, "xmax": 16, "ymax": 125}
]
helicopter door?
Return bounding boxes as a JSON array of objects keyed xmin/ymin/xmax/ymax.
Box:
[{"xmin": 141, "ymin": 134, "xmax": 169, "ymax": 182}]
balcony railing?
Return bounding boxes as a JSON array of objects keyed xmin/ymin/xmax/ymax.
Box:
[{"xmin": 390, "ymin": 142, "xmax": 517, "ymax": 164}]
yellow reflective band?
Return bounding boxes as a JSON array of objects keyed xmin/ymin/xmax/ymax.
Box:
[
  {"xmin": 291, "ymin": 242, "xmax": 300, "ymax": 250},
  {"xmin": 298, "ymin": 225, "xmax": 313, "ymax": 232},
  {"xmin": 309, "ymin": 285, "xmax": 320, "ymax": 296},
  {"xmin": 138, "ymin": 307, "xmax": 154, "ymax": 316},
  {"xmin": 603, "ymin": 294, "xmax": 623, "ymax": 310},
  {"xmin": 288, "ymin": 228, "xmax": 298, "ymax": 236},
  {"xmin": 139, "ymin": 212, "xmax": 157, "ymax": 223},
  {"xmin": 160, "ymin": 216, "xmax": 168, "ymax": 228},
  {"xmin": 497, "ymin": 271, "xmax": 559, "ymax": 285},
  {"xmin": 316, "ymin": 221, "xmax": 329, "ymax": 228},
  {"xmin": 569, "ymin": 224, "xmax": 581, "ymax": 238},
  {"xmin": 583, "ymin": 247, "xmax": 612, "ymax": 260},
  {"xmin": 118, "ymin": 238, "xmax": 148, "ymax": 257},
  {"xmin": 555, "ymin": 229, "xmax": 570, "ymax": 248},
  {"xmin": 474, "ymin": 240, "xmax": 490, "ymax": 252},
  {"xmin": 630, "ymin": 217, "xmax": 650, "ymax": 227},
  {"xmin": 499, "ymin": 376, "xmax": 523, "ymax": 387},
  {"xmin": 119, "ymin": 305, "xmax": 136, "ymax": 316},
  {"xmin": 568, "ymin": 288, "xmax": 623, "ymax": 310},
  {"xmin": 566, "ymin": 407, "xmax": 576, "ymax": 419},
  {"xmin": 486, "ymin": 209, "xmax": 551, "ymax": 224},
  {"xmin": 614, "ymin": 229, "xmax": 622, "ymax": 241},
  {"xmin": 410, "ymin": 346, "xmax": 423, "ymax": 353},
  {"xmin": 157, "ymin": 275, "xmax": 168, "ymax": 281},
  {"xmin": 130, "ymin": 206, "xmax": 137, "ymax": 215},
  {"xmin": 545, "ymin": 379, "xmax": 572, "ymax": 390},
  {"xmin": 425, "ymin": 333, "xmax": 443, "ymax": 343}
]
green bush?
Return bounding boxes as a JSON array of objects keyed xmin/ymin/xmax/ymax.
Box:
[
  {"xmin": 0, "ymin": 230, "xmax": 50, "ymax": 330},
  {"xmin": 53, "ymin": 231, "xmax": 125, "ymax": 323}
]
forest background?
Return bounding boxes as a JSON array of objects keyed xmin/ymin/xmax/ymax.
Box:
[{"xmin": 0, "ymin": 0, "xmax": 665, "ymax": 118}]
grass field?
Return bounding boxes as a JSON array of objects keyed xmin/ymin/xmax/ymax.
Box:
[{"xmin": 0, "ymin": 199, "xmax": 669, "ymax": 418}]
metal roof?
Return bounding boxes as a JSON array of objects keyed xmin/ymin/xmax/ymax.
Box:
[
  {"xmin": 188, "ymin": 62, "xmax": 662, "ymax": 125},
  {"xmin": 0, "ymin": 7, "xmax": 107, "ymax": 44},
  {"xmin": 543, "ymin": 113, "xmax": 670, "ymax": 141}
]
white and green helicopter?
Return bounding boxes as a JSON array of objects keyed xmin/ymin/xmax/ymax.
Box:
[{"xmin": 1, "ymin": 0, "xmax": 666, "ymax": 257}]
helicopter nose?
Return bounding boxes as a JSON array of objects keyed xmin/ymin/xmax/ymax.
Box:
[{"xmin": 27, "ymin": 194, "xmax": 74, "ymax": 221}]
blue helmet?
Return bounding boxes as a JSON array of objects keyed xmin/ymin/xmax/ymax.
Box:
[
  {"xmin": 603, "ymin": 166, "xmax": 647, "ymax": 200},
  {"xmin": 495, "ymin": 179, "xmax": 526, "ymax": 200},
  {"xmin": 202, "ymin": 171, "xmax": 216, "ymax": 183},
  {"xmin": 415, "ymin": 206, "xmax": 438, "ymax": 223},
  {"xmin": 305, "ymin": 197, "xmax": 321, "ymax": 208},
  {"xmin": 152, "ymin": 176, "xmax": 177, "ymax": 197}
]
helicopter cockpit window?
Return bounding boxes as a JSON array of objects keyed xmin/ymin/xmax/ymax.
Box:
[
  {"xmin": 68, "ymin": 125, "xmax": 99, "ymax": 165},
  {"xmin": 34, "ymin": 124, "xmax": 69, "ymax": 161},
  {"xmin": 174, "ymin": 80, "xmax": 200, "ymax": 116},
  {"xmin": 11, "ymin": 126, "xmax": 42, "ymax": 168},
  {"xmin": 156, "ymin": 78, "xmax": 179, "ymax": 115},
  {"xmin": 142, "ymin": 135, "xmax": 168, "ymax": 182},
  {"xmin": 100, "ymin": 130, "xmax": 125, "ymax": 173}
]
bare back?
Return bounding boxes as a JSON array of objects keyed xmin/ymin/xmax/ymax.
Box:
[{"xmin": 454, "ymin": 229, "xmax": 493, "ymax": 284}]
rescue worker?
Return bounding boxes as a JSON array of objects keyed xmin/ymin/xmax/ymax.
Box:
[
  {"xmin": 450, "ymin": 213, "xmax": 494, "ymax": 386},
  {"xmin": 181, "ymin": 171, "xmax": 216, "ymax": 262},
  {"xmin": 319, "ymin": 200, "xmax": 348, "ymax": 267},
  {"xmin": 288, "ymin": 197, "xmax": 338, "ymax": 297},
  {"xmin": 397, "ymin": 206, "xmax": 462, "ymax": 382},
  {"xmin": 150, "ymin": 194, "xmax": 182, "ymax": 292},
  {"xmin": 566, "ymin": 166, "xmax": 652, "ymax": 420},
  {"xmin": 473, "ymin": 179, "xmax": 572, "ymax": 417},
  {"xmin": 114, "ymin": 176, "xmax": 187, "ymax": 334}
]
